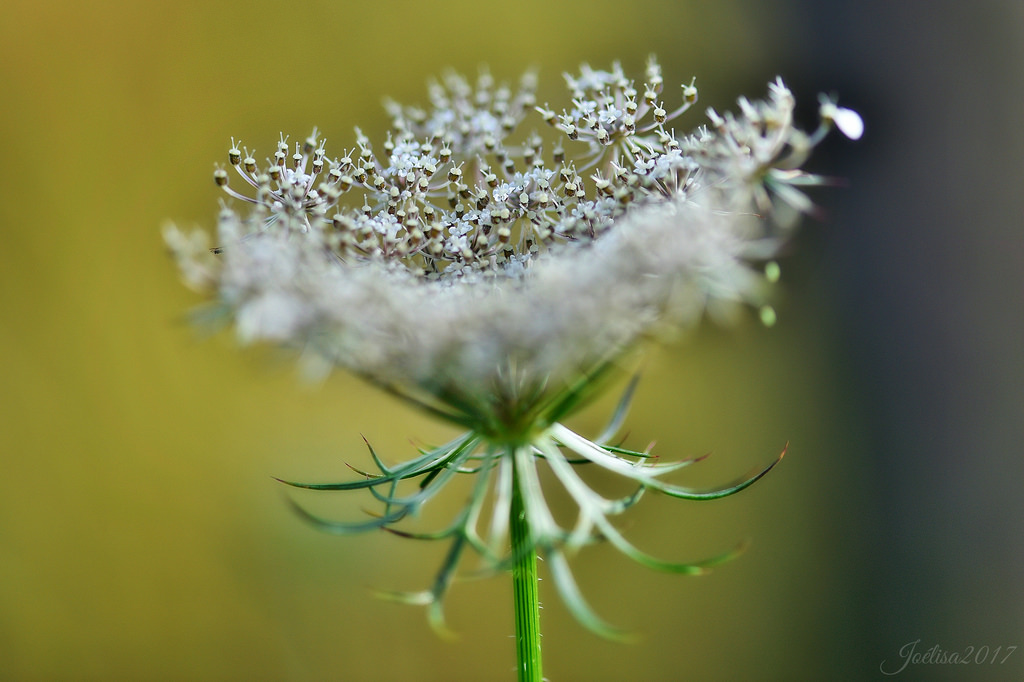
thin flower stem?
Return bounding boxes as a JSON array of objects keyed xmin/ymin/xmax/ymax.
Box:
[{"xmin": 510, "ymin": 448, "xmax": 543, "ymax": 682}]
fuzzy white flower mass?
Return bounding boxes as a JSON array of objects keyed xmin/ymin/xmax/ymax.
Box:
[{"xmin": 167, "ymin": 59, "xmax": 855, "ymax": 421}]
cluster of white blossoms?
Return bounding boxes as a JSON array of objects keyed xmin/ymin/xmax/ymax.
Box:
[
  {"xmin": 166, "ymin": 58, "xmax": 859, "ymax": 425},
  {"xmin": 166, "ymin": 58, "xmax": 860, "ymax": 636}
]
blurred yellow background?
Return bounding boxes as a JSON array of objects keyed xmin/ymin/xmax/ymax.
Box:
[{"xmin": 2, "ymin": 1, "xmax": 1021, "ymax": 680}]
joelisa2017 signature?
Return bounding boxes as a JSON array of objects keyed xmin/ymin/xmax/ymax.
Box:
[{"xmin": 880, "ymin": 640, "xmax": 1018, "ymax": 675}]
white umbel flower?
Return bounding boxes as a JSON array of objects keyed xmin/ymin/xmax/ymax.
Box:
[{"xmin": 167, "ymin": 58, "xmax": 858, "ymax": 637}]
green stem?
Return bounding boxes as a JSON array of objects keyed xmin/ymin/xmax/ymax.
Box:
[{"xmin": 510, "ymin": 450, "xmax": 543, "ymax": 682}]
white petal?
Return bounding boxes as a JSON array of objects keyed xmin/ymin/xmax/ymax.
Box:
[{"xmin": 833, "ymin": 107, "xmax": 864, "ymax": 140}]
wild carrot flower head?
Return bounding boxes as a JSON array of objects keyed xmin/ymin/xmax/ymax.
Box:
[{"xmin": 166, "ymin": 57, "xmax": 859, "ymax": 636}]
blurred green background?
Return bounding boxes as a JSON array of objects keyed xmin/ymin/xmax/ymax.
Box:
[{"xmin": 2, "ymin": 1, "xmax": 1021, "ymax": 680}]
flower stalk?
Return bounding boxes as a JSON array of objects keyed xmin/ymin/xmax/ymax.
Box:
[{"xmin": 510, "ymin": 452, "xmax": 543, "ymax": 682}]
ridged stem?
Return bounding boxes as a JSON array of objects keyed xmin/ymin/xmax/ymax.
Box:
[{"xmin": 510, "ymin": 448, "xmax": 542, "ymax": 682}]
